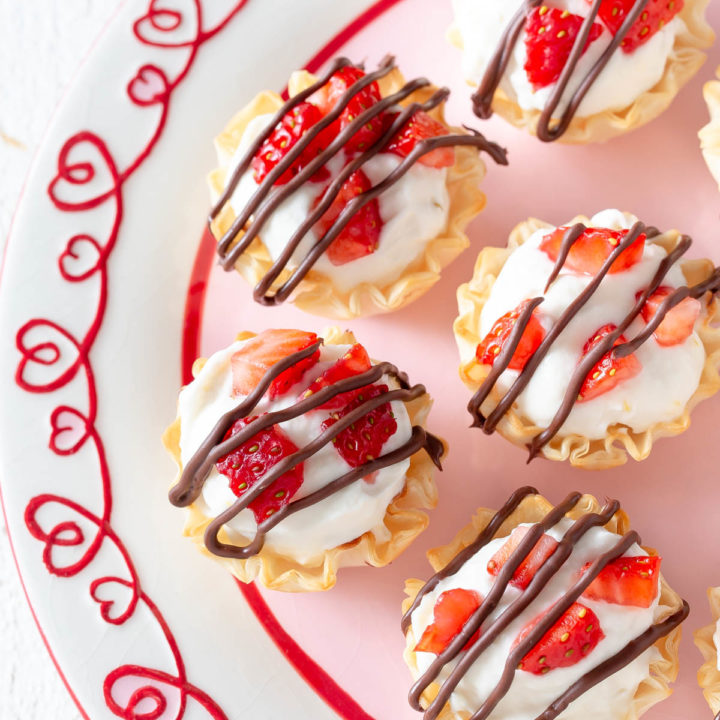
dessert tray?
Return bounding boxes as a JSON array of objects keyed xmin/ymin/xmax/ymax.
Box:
[{"xmin": 2, "ymin": 0, "xmax": 720, "ymax": 718}]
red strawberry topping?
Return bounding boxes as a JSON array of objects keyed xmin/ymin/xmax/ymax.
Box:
[
  {"xmin": 313, "ymin": 169, "xmax": 382, "ymax": 266},
  {"xmin": 578, "ymin": 324, "xmax": 642, "ymax": 402},
  {"xmin": 582, "ymin": 555, "xmax": 661, "ymax": 608},
  {"xmin": 476, "ymin": 300, "xmax": 546, "ymax": 372},
  {"xmin": 215, "ymin": 417, "xmax": 303, "ymax": 523},
  {"xmin": 638, "ymin": 286, "xmax": 701, "ymax": 347},
  {"xmin": 321, "ymin": 384, "xmax": 397, "ymax": 467},
  {"xmin": 385, "ymin": 110, "xmax": 454, "ymax": 168},
  {"xmin": 309, "ymin": 66, "xmax": 385, "ymax": 153},
  {"xmin": 539, "ymin": 226, "xmax": 645, "ymax": 276},
  {"xmin": 415, "ymin": 588, "xmax": 483, "ymax": 654},
  {"xmin": 487, "ymin": 526, "xmax": 559, "ymax": 590},
  {"xmin": 303, "ymin": 343, "xmax": 373, "ymax": 409},
  {"xmin": 524, "ymin": 7, "xmax": 603, "ymax": 91},
  {"xmin": 592, "ymin": 0, "xmax": 683, "ymax": 54},
  {"xmin": 515, "ymin": 602, "xmax": 605, "ymax": 674},
  {"xmin": 251, "ymin": 102, "xmax": 332, "ymax": 185},
  {"xmin": 230, "ymin": 329, "xmax": 320, "ymax": 400}
]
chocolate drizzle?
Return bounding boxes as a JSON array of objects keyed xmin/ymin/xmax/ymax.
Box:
[
  {"xmin": 169, "ymin": 337, "xmax": 444, "ymax": 559},
  {"xmin": 467, "ymin": 222, "xmax": 720, "ymax": 461},
  {"xmin": 209, "ymin": 56, "xmax": 508, "ymax": 305},
  {"xmin": 472, "ymin": 0, "xmax": 653, "ymax": 141},
  {"xmin": 403, "ymin": 487, "xmax": 689, "ymax": 720}
]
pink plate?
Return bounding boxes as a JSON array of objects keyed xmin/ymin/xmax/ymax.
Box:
[{"xmin": 2, "ymin": 0, "xmax": 720, "ymax": 718}]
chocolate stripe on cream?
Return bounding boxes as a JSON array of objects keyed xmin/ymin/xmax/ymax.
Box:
[
  {"xmin": 169, "ymin": 338, "xmax": 444, "ymax": 559},
  {"xmin": 472, "ymin": 0, "xmax": 653, "ymax": 141},
  {"xmin": 467, "ymin": 223, "xmax": 720, "ymax": 460},
  {"xmin": 210, "ymin": 56, "xmax": 508, "ymax": 305},
  {"xmin": 405, "ymin": 491, "xmax": 688, "ymax": 720}
]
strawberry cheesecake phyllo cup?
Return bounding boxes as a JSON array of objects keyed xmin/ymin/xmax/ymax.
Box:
[
  {"xmin": 163, "ymin": 328, "xmax": 444, "ymax": 592},
  {"xmin": 454, "ymin": 209, "xmax": 720, "ymax": 469},
  {"xmin": 694, "ymin": 585, "xmax": 720, "ymax": 715},
  {"xmin": 402, "ymin": 487, "xmax": 688, "ymax": 720},
  {"xmin": 449, "ymin": 0, "xmax": 714, "ymax": 143},
  {"xmin": 208, "ymin": 56, "xmax": 507, "ymax": 319}
]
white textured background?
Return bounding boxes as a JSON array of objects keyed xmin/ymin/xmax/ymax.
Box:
[{"xmin": 0, "ymin": 2, "xmax": 123, "ymax": 718}]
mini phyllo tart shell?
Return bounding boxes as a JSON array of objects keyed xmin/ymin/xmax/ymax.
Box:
[
  {"xmin": 700, "ymin": 66, "xmax": 720, "ymax": 190},
  {"xmin": 694, "ymin": 586, "xmax": 720, "ymax": 714}
]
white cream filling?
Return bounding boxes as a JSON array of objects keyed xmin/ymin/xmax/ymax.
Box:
[
  {"xmin": 177, "ymin": 338, "xmax": 413, "ymax": 565},
  {"xmin": 473, "ymin": 209, "xmax": 704, "ymax": 439},
  {"xmin": 451, "ymin": 0, "xmax": 683, "ymax": 118},
  {"xmin": 410, "ymin": 519, "xmax": 659, "ymax": 720},
  {"xmin": 222, "ymin": 113, "xmax": 450, "ymax": 293}
]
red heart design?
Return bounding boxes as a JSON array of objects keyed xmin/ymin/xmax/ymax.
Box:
[
  {"xmin": 90, "ymin": 577, "xmax": 139, "ymax": 626},
  {"xmin": 59, "ymin": 235, "xmax": 103, "ymax": 282},
  {"xmin": 49, "ymin": 407, "xmax": 90, "ymax": 456},
  {"xmin": 127, "ymin": 65, "xmax": 169, "ymax": 106}
]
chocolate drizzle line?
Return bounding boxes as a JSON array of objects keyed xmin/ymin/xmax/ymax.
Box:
[
  {"xmin": 210, "ymin": 56, "xmax": 508, "ymax": 305},
  {"xmin": 404, "ymin": 487, "xmax": 689, "ymax": 720},
  {"xmin": 472, "ymin": 0, "xmax": 652, "ymax": 142},
  {"xmin": 169, "ymin": 338, "xmax": 444, "ymax": 560},
  {"xmin": 467, "ymin": 222, "xmax": 720, "ymax": 461}
]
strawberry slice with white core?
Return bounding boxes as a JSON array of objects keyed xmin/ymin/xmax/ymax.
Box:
[
  {"xmin": 415, "ymin": 588, "xmax": 483, "ymax": 654},
  {"xmin": 638, "ymin": 286, "xmax": 701, "ymax": 347},
  {"xmin": 582, "ymin": 555, "xmax": 661, "ymax": 608},
  {"xmin": 591, "ymin": 0, "xmax": 684, "ymax": 54},
  {"xmin": 303, "ymin": 343, "xmax": 373, "ymax": 409},
  {"xmin": 230, "ymin": 329, "xmax": 320, "ymax": 400},
  {"xmin": 524, "ymin": 7, "xmax": 603, "ymax": 91},
  {"xmin": 515, "ymin": 602, "xmax": 605, "ymax": 674},
  {"xmin": 487, "ymin": 526, "xmax": 559, "ymax": 590}
]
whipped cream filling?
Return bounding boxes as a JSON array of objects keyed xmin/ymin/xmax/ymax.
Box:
[
  {"xmin": 451, "ymin": 0, "xmax": 683, "ymax": 118},
  {"xmin": 475, "ymin": 209, "xmax": 705, "ymax": 439},
  {"xmin": 177, "ymin": 339, "xmax": 413, "ymax": 565},
  {"xmin": 410, "ymin": 518, "xmax": 659, "ymax": 720},
  {"xmin": 222, "ymin": 113, "xmax": 450, "ymax": 293}
]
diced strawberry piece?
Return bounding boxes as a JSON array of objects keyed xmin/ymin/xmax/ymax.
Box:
[
  {"xmin": 309, "ymin": 66, "xmax": 385, "ymax": 153},
  {"xmin": 582, "ymin": 556, "xmax": 661, "ymax": 608},
  {"xmin": 321, "ymin": 384, "xmax": 397, "ymax": 467},
  {"xmin": 230, "ymin": 329, "xmax": 320, "ymax": 400},
  {"xmin": 251, "ymin": 102, "xmax": 331, "ymax": 185},
  {"xmin": 215, "ymin": 417, "xmax": 303, "ymax": 523},
  {"xmin": 476, "ymin": 300, "xmax": 546, "ymax": 372},
  {"xmin": 592, "ymin": 0, "xmax": 683, "ymax": 54},
  {"xmin": 539, "ymin": 226, "xmax": 645, "ymax": 275},
  {"xmin": 487, "ymin": 526, "xmax": 559, "ymax": 590},
  {"xmin": 415, "ymin": 588, "xmax": 483, "ymax": 654},
  {"xmin": 515, "ymin": 602, "xmax": 604, "ymax": 674},
  {"xmin": 385, "ymin": 111, "xmax": 455, "ymax": 168},
  {"xmin": 638, "ymin": 286, "xmax": 701, "ymax": 347},
  {"xmin": 578, "ymin": 324, "xmax": 642, "ymax": 402},
  {"xmin": 524, "ymin": 7, "xmax": 603, "ymax": 90},
  {"xmin": 303, "ymin": 343, "xmax": 372, "ymax": 409},
  {"xmin": 313, "ymin": 169, "xmax": 382, "ymax": 266}
]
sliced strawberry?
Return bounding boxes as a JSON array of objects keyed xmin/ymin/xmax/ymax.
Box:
[
  {"xmin": 415, "ymin": 588, "xmax": 483, "ymax": 654},
  {"xmin": 309, "ymin": 66, "xmax": 385, "ymax": 153},
  {"xmin": 524, "ymin": 7, "xmax": 603, "ymax": 90},
  {"xmin": 230, "ymin": 329, "xmax": 320, "ymax": 400},
  {"xmin": 593, "ymin": 0, "xmax": 683, "ymax": 54},
  {"xmin": 539, "ymin": 226, "xmax": 645, "ymax": 276},
  {"xmin": 303, "ymin": 343, "xmax": 372, "ymax": 409},
  {"xmin": 476, "ymin": 300, "xmax": 546, "ymax": 372},
  {"xmin": 321, "ymin": 384, "xmax": 397, "ymax": 467},
  {"xmin": 516, "ymin": 602, "xmax": 604, "ymax": 675},
  {"xmin": 582, "ymin": 555, "xmax": 661, "ymax": 608},
  {"xmin": 251, "ymin": 102, "xmax": 331, "ymax": 185},
  {"xmin": 638, "ymin": 286, "xmax": 701, "ymax": 347},
  {"xmin": 313, "ymin": 169, "xmax": 382, "ymax": 266},
  {"xmin": 578, "ymin": 324, "xmax": 641, "ymax": 402},
  {"xmin": 487, "ymin": 526, "xmax": 559, "ymax": 590},
  {"xmin": 215, "ymin": 417, "xmax": 303, "ymax": 523},
  {"xmin": 385, "ymin": 110, "xmax": 454, "ymax": 168}
]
